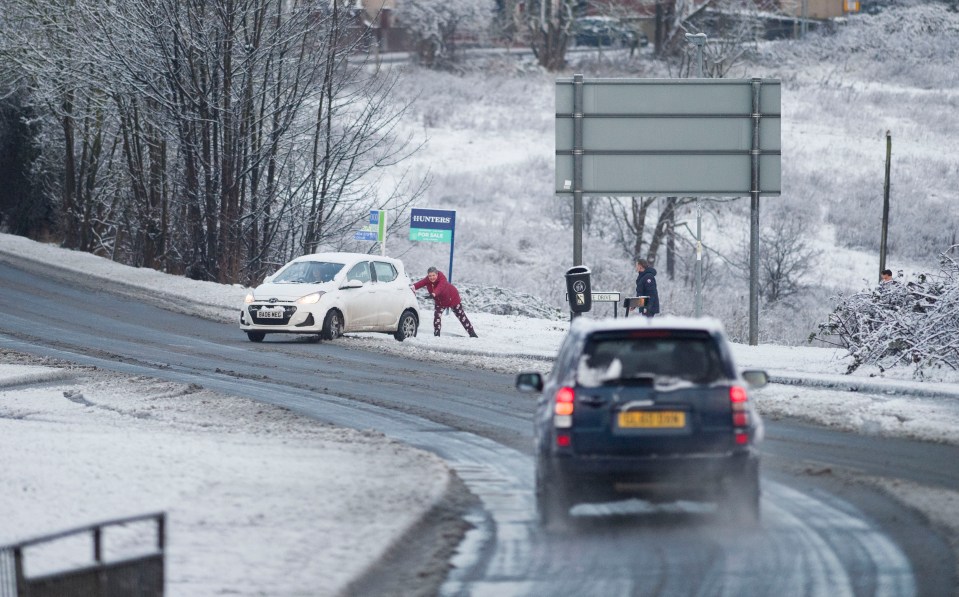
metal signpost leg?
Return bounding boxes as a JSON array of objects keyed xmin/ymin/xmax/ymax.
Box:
[
  {"xmin": 686, "ymin": 33, "xmax": 707, "ymax": 318},
  {"xmin": 573, "ymin": 74, "xmax": 584, "ymax": 268},
  {"xmin": 749, "ymin": 78, "xmax": 763, "ymax": 346},
  {"xmin": 695, "ymin": 199, "xmax": 703, "ymax": 317},
  {"xmin": 378, "ymin": 210, "xmax": 387, "ymax": 257},
  {"xmin": 449, "ymin": 215, "xmax": 455, "ymax": 283}
]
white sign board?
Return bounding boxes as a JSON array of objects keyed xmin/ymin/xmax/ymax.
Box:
[{"xmin": 556, "ymin": 78, "xmax": 781, "ymax": 197}]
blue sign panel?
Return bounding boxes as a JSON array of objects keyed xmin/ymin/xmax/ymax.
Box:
[
  {"xmin": 354, "ymin": 210, "xmax": 385, "ymax": 242},
  {"xmin": 409, "ymin": 207, "xmax": 457, "ymax": 281},
  {"xmin": 409, "ymin": 208, "xmax": 455, "ymax": 235}
]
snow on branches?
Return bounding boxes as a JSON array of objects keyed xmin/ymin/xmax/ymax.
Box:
[
  {"xmin": 815, "ymin": 246, "xmax": 959, "ymax": 377},
  {"xmin": 401, "ymin": 0, "xmax": 494, "ymax": 68}
]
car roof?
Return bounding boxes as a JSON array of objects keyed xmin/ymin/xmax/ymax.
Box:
[
  {"xmin": 570, "ymin": 315, "xmax": 727, "ymax": 337},
  {"xmin": 291, "ymin": 252, "xmax": 402, "ymax": 266}
]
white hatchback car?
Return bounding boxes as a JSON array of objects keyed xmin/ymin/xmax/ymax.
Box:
[{"xmin": 239, "ymin": 252, "xmax": 420, "ymax": 342}]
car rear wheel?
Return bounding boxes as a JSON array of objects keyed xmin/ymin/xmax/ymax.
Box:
[
  {"xmin": 722, "ymin": 460, "xmax": 761, "ymax": 527},
  {"xmin": 322, "ymin": 310, "xmax": 343, "ymax": 340},
  {"xmin": 536, "ymin": 460, "xmax": 572, "ymax": 533},
  {"xmin": 394, "ymin": 311, "xmax": 418, "ymax": 341},
  {"xmin": 246, "ymin": 331, "xmax": 265, "ymax": 343}
]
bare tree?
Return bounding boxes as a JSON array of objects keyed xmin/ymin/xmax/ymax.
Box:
[
  {"xmin": 604, "ymin": 196, "xmax": 696, "ymax": 265},
  {"xmin": 401, "ymin": 0, "xmax": 494, "ymax": 69},
  {"xmin": 523, "ymin": 0, "xmax": 577, "ymax": 71},
  {"xmin": 2, "ymin": 0, "xmax": 117, "ymax": 253},
  {"xmin": 816, "ymin": 246, "xmax": 959, "ymax": 375},
  {"xmin": 3, "ymin": 0, "xmax": 426, "ymax": 285},
  {"xmin": 731, "ymin": 208, "xmax": 822, "ymax": 304}
]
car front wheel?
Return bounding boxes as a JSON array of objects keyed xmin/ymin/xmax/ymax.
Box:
[
  {"xmin": 394, "ymin": 311, "xmax": 418, "ymax": 341},
  {"xmin": 322, "ymin": 310, "xmax": 343, "ymax": 340},
  {"xmin": 246, "ymin": 331, "xmax": 265, "ymax": 342}
]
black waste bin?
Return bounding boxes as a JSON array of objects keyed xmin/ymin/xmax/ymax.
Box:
[{"xmin": 565, "ymin": 266, "xmax": 592, "ymax": 314}]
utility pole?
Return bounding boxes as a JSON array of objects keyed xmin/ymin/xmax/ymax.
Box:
[
  {"xmin": 801, "ymin": 0, "xmax": 809, "ymax": 38},
  {"xmin": 879, "ymin": 130, "xmax": 892, "ymax": 282}
]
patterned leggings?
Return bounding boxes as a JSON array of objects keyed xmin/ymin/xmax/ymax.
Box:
[{"xmin": 434, "ymin": 303, "xmax": 475, "ymax": 336}]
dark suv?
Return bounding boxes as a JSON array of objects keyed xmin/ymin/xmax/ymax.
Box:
[
  {"xmin": 516, "ymin": 317, "xmax": 768, "ymax": 530},
  {"xmin": 574, "ymin": 16, "xmax": 647, "ymax": 48}
]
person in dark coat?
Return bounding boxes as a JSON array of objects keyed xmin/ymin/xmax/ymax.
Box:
[
  {"xmin": 412, "ymin": 266, "xmax": 478, "ymax": 337},
  {"xmin": 635, "ymin": 258, "xmax": 660, "ymax": 317}
]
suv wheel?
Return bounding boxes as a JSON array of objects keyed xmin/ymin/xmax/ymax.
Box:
[
  {"xmin": 322, "ymin": 310, "xmax": 343, "ymax": 340},
  {"xmin": 722, "ymin": 460, "xmax": 761, "ymax": 527},
  {"xmin": 536, "ymin": 460, "xmax": 572, "ymax": 532},
  {"xmin": 394, "ymin": 311, "xmax": 418, "ymax": 341}
]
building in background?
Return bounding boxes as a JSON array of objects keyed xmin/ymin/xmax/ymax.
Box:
[{"xmin": 780, "ymin": 0, "xmax": 860, "ymax": 19}]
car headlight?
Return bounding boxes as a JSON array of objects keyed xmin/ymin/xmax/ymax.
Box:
[
  {"xmin": 297, "ymin": 291, "xmax": 325, "ymax": 305},
  {"xmin": 244, "ymin": 293, "xmax": 255, "ymax": 304}
]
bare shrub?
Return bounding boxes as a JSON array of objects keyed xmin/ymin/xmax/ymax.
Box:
[{"xmin": 815, "ymin": 246, "xmax": 959, "ymax": 376}]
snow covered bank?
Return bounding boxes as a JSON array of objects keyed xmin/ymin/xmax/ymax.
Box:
[{"xmin": 0, "ymin": 362, "xmax": 451, "ymax": 596}]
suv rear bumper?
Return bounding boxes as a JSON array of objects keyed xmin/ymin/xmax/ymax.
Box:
[{"xmin": 547, "ymin": 450, "xmax": 759, "ymax": 501}]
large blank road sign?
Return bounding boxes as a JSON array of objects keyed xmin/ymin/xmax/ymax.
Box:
[{"xmin": 556, "ymin": 78, "xmax": 781, "ymax": 196}]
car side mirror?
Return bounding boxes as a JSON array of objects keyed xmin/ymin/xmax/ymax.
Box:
[
  {"xmin": 341, "ymin": 279, "xmax": 364, "ymax": 289},
  {"xmin": 263, "ymin": 274, "xmax": 275, "ymax": 283},
  {"xmin": 515, "ymin": 372, "xmax": 544, "ymax": 393},
  {"xmin": 741, "ymin": 369, "xmax": 769, "ymax": 389}
]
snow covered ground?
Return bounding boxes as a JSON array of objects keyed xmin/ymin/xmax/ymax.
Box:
[
  {"xmin": 0, "ymin": 363, "xmax": 450, "ymax": 596},
  {"xmin": 2, "ymin": 231, "xmax": 959, "ymax": 595}
]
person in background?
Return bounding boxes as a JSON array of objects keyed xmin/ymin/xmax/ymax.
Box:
[
  {"xmin": 412, "ymin": 266, "xmax": 478, "ymax": 338},
  {"xmin": 881, "ymin": 269, "xmax": 894, "ymax": 284},
  {"xmin": 635, "ymin": 258, "xmax": 660, "ymax": 317}
]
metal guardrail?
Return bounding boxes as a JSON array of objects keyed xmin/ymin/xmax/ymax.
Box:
[{"xmin": 0, "ymin": 512, "xmax": 165, "ymax": 597}]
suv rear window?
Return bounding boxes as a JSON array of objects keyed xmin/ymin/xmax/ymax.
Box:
[{"xmin": 581, "ymin": 330, "xmax": 724, "ymax": 385}]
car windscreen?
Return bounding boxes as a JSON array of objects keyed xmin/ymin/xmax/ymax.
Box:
[
  {"xmin": 273, "ymin": 261, "xmax": 344, "ymax": 284},
  {"xmin": 580, "ymin": 330, "xmax": 724, "ymax": 386}
]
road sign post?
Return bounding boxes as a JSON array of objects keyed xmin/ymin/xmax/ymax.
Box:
[
  {"xmin": 556, "ymin": 76, "xmax": 781, "ymax": 344},
  {"xmin": 566, "ymin": 291, "xmax": 621, "ymax": 317},
  {"xmin": 409, "ymin": 208, "xmax": 457, "ymax": 281},
  {"xmin": 354, "ymin": 210, "xmax": 387, "ymax": 255}
]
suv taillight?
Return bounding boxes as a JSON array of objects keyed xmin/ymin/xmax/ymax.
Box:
[
  {"xmin": 554, "ymin": 386, "xmax": 575, "ymax": 428},
  {"xmin": 730, "ymin": 385, "xmax": 750, "ymax": 445}
]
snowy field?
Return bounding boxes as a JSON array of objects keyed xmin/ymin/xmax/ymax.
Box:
[{"xmin": 0, "ymin": 362, "xmax": 450, "ymax": 596}]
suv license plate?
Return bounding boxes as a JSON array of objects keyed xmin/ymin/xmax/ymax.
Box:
[
  {"xmin": 257, "ymin": 309, "xmax": 284, "ymax": 319},
  {"xmin": 618, "ymin": 411, "xmax": 686, "ymax": 429}
]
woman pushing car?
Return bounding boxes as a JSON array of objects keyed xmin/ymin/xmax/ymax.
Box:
[{"xmin": 412, "ymin": 266, "xmax": 478, "ymax": 338}]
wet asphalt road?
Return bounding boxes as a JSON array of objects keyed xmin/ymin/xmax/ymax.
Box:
[{"xmin": 1, "ymin": 257, "xmax": 956, "ymax": 595}]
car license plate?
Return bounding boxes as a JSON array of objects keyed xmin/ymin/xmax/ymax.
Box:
[
  {"xmin": 257, "ymin": 309, "xmax": 284, "ymax": 319},
  {"xmin": 618, "ymin": 411, "xmax": 685, "ymax": 429}
]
